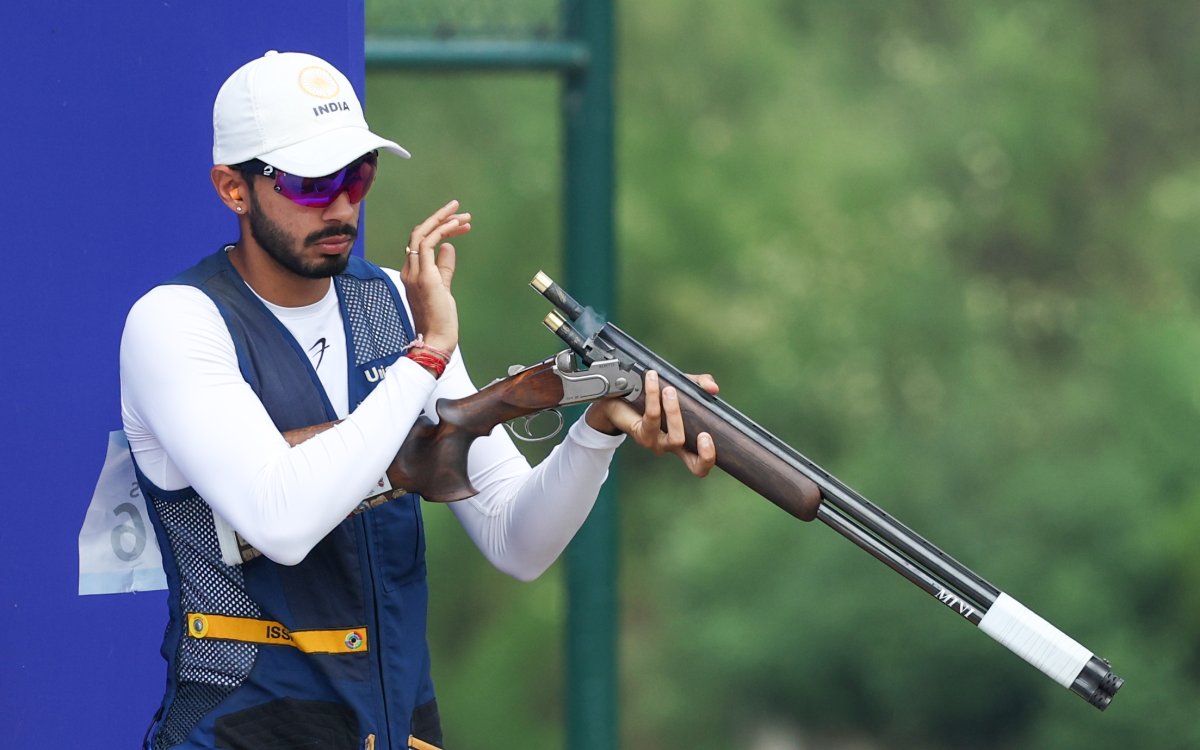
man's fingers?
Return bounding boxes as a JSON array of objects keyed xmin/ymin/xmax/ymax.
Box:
[
  {"xmin": 414, "ymin": 199, "xmax": 460, "ymax": 237},
  {"xmin": 690, "ymin": 373, "xmax": 719, "ymax": 395},
  {"xmin": 399, "ymin": 201, "xmax": 469, "ymax": 354},
  {"xmin": 406, "ymin": 203, "xmax": 470, "ymax": 270},
  {"xmin": 593, "ymin": 369, "xmax": 719, "ymax": 476},
  {"xmin": 420, "ymin": 219, "xmax": 459, "ymax": 252},
  {"xmin": 424, "ymin": 214, "xmax": 471, "ymax": 244},
  {"xmin": 442, "ymin": 214, "xmax": 472, "ymax": 238},
  {"xmin": 656, "ymin": 378, "xmax": 716, "ymax": 474},
  {"xmin": 641, "ymin": 371, "xmax": 662, "ymax": 423},
  {"xmin": 661, "ymin": 386, "xmax": 686, "ymax": 451},
  {"xmin": 435, "ymin": 243, "xmax": 457, "ymax": 285},
  {"xmin": 637, "ymin": 371, "xmax": 665, "ymax": 447},
  {"xmin": 685, "ymin": 432, "xmax": 716, "ymax": 477}
]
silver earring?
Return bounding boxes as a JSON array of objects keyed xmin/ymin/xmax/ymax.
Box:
[{"xmin": 236, "ymin": 206, "xmax": 244, "ymax": 213}]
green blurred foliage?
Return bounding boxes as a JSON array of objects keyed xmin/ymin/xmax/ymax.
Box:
[{"xmin": 365, "ymin": 1, "xmax": 1200, "ymax": 747}]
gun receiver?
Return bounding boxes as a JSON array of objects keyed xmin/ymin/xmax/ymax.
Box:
[{"xmin": 531, "ymin": 271, "xmax": 1123, "ymax": 712}]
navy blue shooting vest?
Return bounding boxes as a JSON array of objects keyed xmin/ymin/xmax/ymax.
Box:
[{"xmin": 136, "ymin": 248, "xmax": 441, "ymax": 750}]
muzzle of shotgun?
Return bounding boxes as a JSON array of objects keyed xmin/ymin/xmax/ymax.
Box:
[{"xmin": 1069, "ymin": 656, "xmax": 1124, "ymax": 710}]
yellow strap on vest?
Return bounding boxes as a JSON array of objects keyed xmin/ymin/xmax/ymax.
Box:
[
  {"xmin": 185, "ymin": 612, "xmax": 368, "ymax": 654},
  {"xmin": 408, "ymin": 736, "xmax": 443, "ymax": 750}
]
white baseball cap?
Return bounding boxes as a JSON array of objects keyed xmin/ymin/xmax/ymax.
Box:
[{"xmin": 213, "ymin": 50, "xmax": 410, "ymax": 177}]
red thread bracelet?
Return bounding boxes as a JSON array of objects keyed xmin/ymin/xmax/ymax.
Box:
[
  {"xmin": 406, "ymin": 350, "xmax": 447, "ymax": 378},
  {"xmin": 403, "ymin": 333, "xmax": 453, "ymax": 362}
]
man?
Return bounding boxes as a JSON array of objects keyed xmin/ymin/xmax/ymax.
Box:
[{"xmin": 121, "ymin": 50, "xmax": 716, "ymax": 750}]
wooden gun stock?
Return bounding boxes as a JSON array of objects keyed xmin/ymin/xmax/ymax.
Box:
[
  {"xmin": 393, "ymin": 359, "xmax": 570, "ymax": 502},
  {"xmin": 283, "ymin": 358, "xmax": 568, "ymax": 503}
]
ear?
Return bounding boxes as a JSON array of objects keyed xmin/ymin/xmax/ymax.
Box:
[{"xmin": 211, "ymin": 166, "xmax": 249, "ymax": 215}]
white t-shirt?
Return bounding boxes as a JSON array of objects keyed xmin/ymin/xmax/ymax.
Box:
[{"xmin": 120, "ymin": 265, "xmax": 624, "ymax": 580}]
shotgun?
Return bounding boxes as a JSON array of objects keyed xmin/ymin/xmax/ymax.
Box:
[
  {"xmin": 251, "ymin": 271, "xmax": 1121, "ymax": 712},
  {"xmin": 528, "ymin": 271, "xmax": 1124, "ymax": 712}
]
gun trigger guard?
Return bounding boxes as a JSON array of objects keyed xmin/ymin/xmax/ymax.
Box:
[{"xmin": 504, "ymin": 409, "xmax": 565, "ymax": 443}]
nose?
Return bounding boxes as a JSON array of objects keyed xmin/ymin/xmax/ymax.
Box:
[{"xmin": 321, "ymin": 189, "xmax": 358, "ymax": 223}]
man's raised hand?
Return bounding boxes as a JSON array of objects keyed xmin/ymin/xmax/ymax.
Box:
[{"xmin": 401, "ymin": 199, "xmax": 472, "ymax": 354}]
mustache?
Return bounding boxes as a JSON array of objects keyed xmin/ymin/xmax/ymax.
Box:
[{"xmin": 306, "ymin": 224, "xmax": 358, "ymax": 245}]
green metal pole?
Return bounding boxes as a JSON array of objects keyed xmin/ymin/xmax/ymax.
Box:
[
  {"xmin": 563, "ymin": 0, "xmax": 616, "ymax": 749},
  {"xmin": 366, "ymin": 37, "xmax": 589, "ymax": 71},
  {"xmin": 367, "ymin": 9, "xmax": 617, "ymax": 745}
]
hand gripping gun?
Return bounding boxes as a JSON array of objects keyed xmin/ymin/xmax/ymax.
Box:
[{"xmin": 528, "ymin": 271, "xmax": 1124, "ymax": 711}]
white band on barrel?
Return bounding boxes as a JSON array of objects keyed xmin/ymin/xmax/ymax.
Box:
[{"xmin": 978, "ymin": 592, "xmax": 1092, "ymax": 687}]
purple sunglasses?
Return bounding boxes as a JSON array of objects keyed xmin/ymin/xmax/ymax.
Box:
[{"xmin": 243, "ymin": 151, "xmax": 378, "ymax": 208}]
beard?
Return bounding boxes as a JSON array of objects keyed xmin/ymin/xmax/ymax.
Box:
[{"xmin": 247, "ymin": 188, "xmax": 356, "ymax": 279}]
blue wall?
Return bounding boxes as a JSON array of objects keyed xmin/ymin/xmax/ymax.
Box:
[{"xmin": 2, "ymin": 3, "xmax": 365, "ymax": 745}]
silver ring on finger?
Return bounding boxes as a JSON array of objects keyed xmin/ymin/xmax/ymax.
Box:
[{"xmin": 405, "ymin": 246, "xmax": 419, "ymax": 256}]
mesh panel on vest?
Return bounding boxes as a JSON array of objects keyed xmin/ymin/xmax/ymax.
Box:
[
  {"xmin": 153, "ymin": 682, "xmax": 235, "ymax": 750},
  {"xmin": 335, "ymin": 275, "xmax": 409, "ymax": 366},
  {"xmin": 152, "ymin": 494, "xmax": 261, "ymax": 745}
]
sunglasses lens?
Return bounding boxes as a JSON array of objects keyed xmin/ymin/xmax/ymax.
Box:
[
  {"xmin": 345, "ymin": 158, "xmax": 377, "ymax": 204},
  {"xmin": 272, "ymin": 153, "xmax": 378, "ymax": 208}
]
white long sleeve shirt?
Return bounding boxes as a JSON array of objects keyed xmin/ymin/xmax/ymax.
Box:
[{"xmin": 120, "ymin": 266, "xmax": 623, "ymax": 580}]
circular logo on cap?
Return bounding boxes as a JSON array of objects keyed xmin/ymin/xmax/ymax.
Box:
[{"xmin": 298, "ymin": 66, "xmax": 340, "ymax": 99}]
